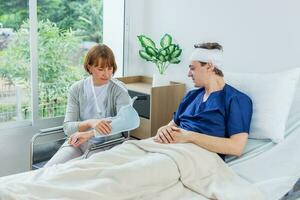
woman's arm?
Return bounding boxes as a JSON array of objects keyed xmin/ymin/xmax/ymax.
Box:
[
  {"xmin": 63, "ymin": 83, "xmax": 110, "ymax": 135},
  {"xmin": 63, "ymin": 84, "xmax": 81, "ymax": 136},
  {"xmin": 77, "ymin": 119, "xmax": 94, "ymax": 132},
  {"xmin": 68, "ymin": 119, "xmax": 113, "ymax": 148},
  {"xmin": 115, "ymin": 88, "xmax": 131, "ymax": 113},
  {"xmin": 68, "ymin": 130, "xmax": 95, "ymax": 147}
]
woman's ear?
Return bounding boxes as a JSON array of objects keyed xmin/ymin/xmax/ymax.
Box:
[{"xmin": 87, "ymin": 65, "xmax": 92, "ymax": 74}]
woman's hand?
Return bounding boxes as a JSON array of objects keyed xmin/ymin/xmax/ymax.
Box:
[
  {"xmin": 68, "ymin": 131, "xmax": 94, "ymax": 147},
  {"xmin": 154, "ymin": 126, "xmax": 191, "ymax": 144},
  {"xmin": 88, "ymin": 119, "xmax": 112, "ymax": 135}
]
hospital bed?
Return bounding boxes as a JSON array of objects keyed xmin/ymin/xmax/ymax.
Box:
[
  {"xmin": 28, "ymin": 117, "xmax": 300, "ymax": 199},
  {"xmin": 226, "ymin": 124, "xmax": 300, "ymax": 199},
  {"xmin": 29, "ymin": 115, "xmax": 300, "ymax": 198}
]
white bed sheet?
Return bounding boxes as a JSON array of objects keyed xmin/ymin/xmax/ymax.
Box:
[
  {"xmin": 229, "ymin": 123, "xmax": 300, "ymax": 200},
  {"xmin": 0, "ymin": 139, "xmax": 264, "ymax": 200},
  {"xmin": 225, "ymin": 138, "xmax": 273, "ymax": 164}
]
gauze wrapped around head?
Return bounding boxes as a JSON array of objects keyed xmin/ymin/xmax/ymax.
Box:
[{"xmin": 189, "ymin": 48, "xmax": 223, "ymax": 69}]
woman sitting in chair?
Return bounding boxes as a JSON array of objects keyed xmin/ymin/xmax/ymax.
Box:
[{"xmin": 45, "ymin": 44, "xmax": 131, "ymax": 167}]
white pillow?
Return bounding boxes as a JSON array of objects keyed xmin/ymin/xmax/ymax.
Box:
[
  {"xmin": 224, "ymin": 68, "xmax": 300, "ymax": 143},
  {"xmin": 286, "ymin": 75, "xmax": 300, "ymax": 135}
]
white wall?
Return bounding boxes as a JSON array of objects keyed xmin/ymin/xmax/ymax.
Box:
[
  {"xmin": 124, "ymin": 0, "xmax": 146, "ymax": 76},
  {"xmin": 0, "ymin": 118, "xmax": 63, "ymax": 176},
  {"xmin": 125, "ymin": 0, "xmax": 300, "ymax": 88},
  {"xmin": 103, "ymin": 0, "xmax": 124, "ymax": 77}
]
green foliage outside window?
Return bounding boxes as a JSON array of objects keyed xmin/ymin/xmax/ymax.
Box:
[
  {"xmin": 0, "ymin": 103, "xmax": 31, "ymax": 121},
  {"xmin": 0, "ymin": 0, "xmax": 103, "ymax": 42},
  {"xmin": 0, "ymin": 20, "xmax": 84, "ymax": 118},
  {"xmin": 37, "ymin": 20, "xmax": 83, "ymax": 103}
]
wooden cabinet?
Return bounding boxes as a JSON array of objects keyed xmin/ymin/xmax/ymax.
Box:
[{"xmin": 117, "ymin": 76, "xmax": 185, "ymax": 139}]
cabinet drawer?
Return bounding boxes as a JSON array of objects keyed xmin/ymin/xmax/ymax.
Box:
[{"xmin": 128, "ymin": 90, "xmax": 150, "ymax": 119}]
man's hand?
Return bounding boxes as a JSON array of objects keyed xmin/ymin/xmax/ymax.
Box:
[
  {"xmin": 154, "ymin": 125, "xmax": 176, "ymax": 143},
  {"xmin": 170, "ymin": 128, "xmax": 192, "ymax": 143},
  {"xmin": 154, "ymin": 125, "xmax": 191, "ymax": 144},
  {"xmin": 88, "ymin": 119, "xmax": 112, "ymax": 135},
  {"xmin": 68, "ymin": 131, "xmax": 94, "ymax": 147}
]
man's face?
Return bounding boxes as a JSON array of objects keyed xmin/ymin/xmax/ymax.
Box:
[{"xmin": 188, "ymin": 61, "xmax": 208, "ymax": 87}]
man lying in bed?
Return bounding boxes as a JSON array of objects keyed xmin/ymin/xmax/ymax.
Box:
[{"xmin": 154, "ymin": 42, "xmax": 252, "ymax": 160}]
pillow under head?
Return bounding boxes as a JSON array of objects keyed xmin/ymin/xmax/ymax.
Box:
[{"xmin": 225, "ymin": 68, "xmax": 300, "ymax": 143}]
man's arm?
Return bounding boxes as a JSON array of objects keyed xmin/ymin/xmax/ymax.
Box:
[
  {"xmin": 187, "ymin": 131, "xmax": 248, "ymax": 157},
  {"xmin": 154, "ymin": 127, "xmax": 248, "ymax": 157}
]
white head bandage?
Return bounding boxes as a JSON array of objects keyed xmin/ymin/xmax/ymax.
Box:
[{"xmin": 189, "ymin": 48, "xmax": 223, "ymax": 69}]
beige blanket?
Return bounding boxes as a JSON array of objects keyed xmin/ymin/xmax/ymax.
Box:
[{"xmin": 0, "ymin": 139, "xmax": 264, "ymax": 200}]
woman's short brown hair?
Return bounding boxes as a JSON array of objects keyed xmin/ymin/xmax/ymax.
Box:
[{"xmin": 84, "ymin": 44, "xmax": 117, "ymax": 74}]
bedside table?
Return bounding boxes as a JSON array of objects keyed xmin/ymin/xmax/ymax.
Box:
[{"xmin": 118, "ymin": 76, "xmax": 185, "ymax": 139}]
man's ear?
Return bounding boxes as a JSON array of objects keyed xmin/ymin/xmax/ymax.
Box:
[{"xmin": 207, "ymin": 61, "xmax": 215, "ymax": 71}]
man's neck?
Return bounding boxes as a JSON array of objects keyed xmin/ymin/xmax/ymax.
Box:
[{"xmin": 204, "ymin": 76, "xmax": 225, "ymax": 95}]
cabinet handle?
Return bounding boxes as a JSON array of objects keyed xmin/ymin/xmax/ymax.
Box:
[{"xmin": 135, "ymin": 95, "xmax": 147, "ymax": 101}]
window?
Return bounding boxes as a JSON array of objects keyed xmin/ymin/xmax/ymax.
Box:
[
  {"xmin": 0, "ymin": 0, "xmax": 124, "ymax": 128},
  {"xmin": 0, "ymin": 1, "xmax": 31, "ymax": 124}
]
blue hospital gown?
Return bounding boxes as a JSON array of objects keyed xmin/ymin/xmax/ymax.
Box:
[{"xmin": 173, "ymin": 84, "xmax": 253, "ymax": 159}]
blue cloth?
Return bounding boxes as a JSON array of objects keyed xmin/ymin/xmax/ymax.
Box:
[{"xmin": 173, "ymin": 84, "xmax": 253, "ymax": 159}]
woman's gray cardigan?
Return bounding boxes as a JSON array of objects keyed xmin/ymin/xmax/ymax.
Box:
[{"xmin": 63, "ymin": 78, "xmax": 131, "ymax": 136}]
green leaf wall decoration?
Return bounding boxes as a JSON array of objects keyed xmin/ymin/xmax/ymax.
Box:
[{"xmin": 137, "ymin": 33, "xmax": 182, "ymax": 75}]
